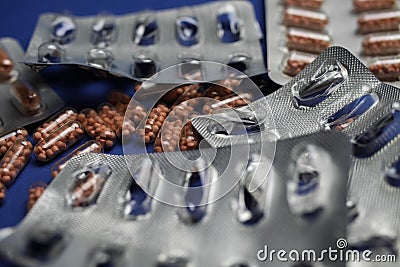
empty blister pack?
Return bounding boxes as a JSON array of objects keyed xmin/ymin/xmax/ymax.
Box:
[
  {"xmin": 193, "ymin": 46, "xmax": 387, "ymax": 148},
  {"xmin": 267, "ymin": 0, "xmax": 400, "ymax": 85},
  {"xmin": 0, "ymin": 131, "xmax": 350, "ymax": 267},
  {"xmin": 193, "ymin": 46, "xmax": 400, "ymax": 261},
  {"xmin": 22, "ymin": 1, "xmax": 265, "ymax": 83},
  {"xmin": 0, "ymin": 38, "xmax": 64, "ymax": 135}
]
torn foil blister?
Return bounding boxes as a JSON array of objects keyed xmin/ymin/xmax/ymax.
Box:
[{"xmin": 0, "ymin": 131, "xmax": 350, "ymax": 267}]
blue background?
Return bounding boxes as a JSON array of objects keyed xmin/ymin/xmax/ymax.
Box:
[{"xmin": 0, "ymin": 0, "xmax": 272, "ymax": 232}]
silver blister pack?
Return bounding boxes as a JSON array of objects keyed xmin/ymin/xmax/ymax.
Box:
[
  {"xmin": 0, "ymin": 38, "xmax": 64, "ymax": 135},
  {"xmin": 22, "ymin": 1, "xmax": 266, "ymax": 83},
  {"xmin": 267, "ymin": 0, "xmax": 400, "ymax": 85},
  {"xmin": 0, "ymin": 131, "xmax": 350, "ymax": 267},
  {"xmin": 193, "ymin": 45, "xmax": 400, "ymax": 263}
]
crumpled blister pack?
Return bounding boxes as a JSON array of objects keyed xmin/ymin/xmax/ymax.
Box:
[
  {"xmin": 0, "ymin": 38, "xmax": 64, "ymax": 135},
  {"xmin": 0, "ymin": 131, "xmax": 350, "ymax": 267},
  {"xmin": 193, "ymin": 46, "xmax": 400, "ymax": 263},
  {"xmin": 22, "ymin": 1, "xmax": 265, "ymax": 83}
]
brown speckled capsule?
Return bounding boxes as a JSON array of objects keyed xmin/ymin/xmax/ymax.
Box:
[
  {"xmin": 154, "ymin": 116, "xmax": 183, "ymax": 153},
  {"xmin": 358, "ymin": 10, "xmax": 400, "ymax": 34},
  {"xmin": 362, "ymin": 31, "xmax": 400, "ymax": 56},
  {"xmin": 0, "ymin": 48, "xmax": 14, "ymax": 82},
  {"xmin": 10, "ymin": 80, "xmax": 42, "ymax": 115},
  {"xmin": 160, "ymin": 84, "xmax": 196, "ymax": 105},
  {"xmin": 171, "ymin": 84, "xmax": 202, "ymax": 106},
  {"xmin": 51, "ymin": 140, "xmax": 103, "ymax": 179},
  {"xmin": 0, "ymin": 182, "xmax": 6, "ymax": 205},
  {"xmin": 33, "ymin": 107, "xmax": 78, "ymax": 143},
  {"xmin": 283, "ymin": 7, "xmax": 328, "ymax": 31},
  {"xmin": 286, "ymin": 27, "xmax": 332, "ymax": 54},
  {"xmin": 368, "ymin": 56, "xmax": 400, "ymax": 81},
  {"xmin": 27, "ymin": 182, "xmax": 46, "ymax": 211},
  {"xmin": 204, "ymin": 84, "xmax": 233, "ymax": 100},
  {"xmin": 34, "ymin": 121, "xmax": 84, "ymax": 162},
  {"xmin": 78, "ymin": 109, "xmax": 117, "ymax": 149},
  {"xmin": 180, "ymin": 115, "xmax": 202, "ymax": 151},
  {"xmin": 202, "ymin": 92, "xmax": 252, "ymax": 115},
  {"xmin": 98, "ymin": 103, "xmax": 136, "ymax": 139},
  {"xmin": 0, "ymin": 128, "xmax": 29, "ymax": 157},
  {"xmin": 136, "ymin": 103, "xmax": 170, "ymax": 143},
  {"xmin": 108, "ymin": 91, "xmax": 147, "ymax": 126},
  {"xmin": 282, "ymin": 0, "xmax": 323, "ymax": 10},
  {"xmin": 282, "ymin": 51, "xmax": 317, "ymax": 77},
  {"xmin": 353, "ymin": 0, "xmax": 396, "ymax": 13},
  {"xmin": 0, "ymin": 138, "xmax": 32, "ymax": 186}
]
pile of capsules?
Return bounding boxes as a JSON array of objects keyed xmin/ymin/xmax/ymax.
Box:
[
  {"xmin": 278, "ymin": 0, "xmax": 400, "ymax": 81},
  {"xmin": 0, "ymin": 79, "xmax": 252, "ymax": 211}
]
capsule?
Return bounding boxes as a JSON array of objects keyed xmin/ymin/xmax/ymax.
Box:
[
  {"xmin": 202, "ymin": 92, "xmax": 253, "ymax": 114},
  {"xmin": 67, "ymin": 162, "xmax": 111, "ymax": 208},
  {"xmin": 352, "ymin": 107, "xmax": 400, "ymax": 158},
  {"xmin": 0, "ymin": 182, "xmax": 5, "ymax": 205},
  {"xmin": 0, "ymin": 138, "xmax": 32, "ymax": 186},
  {"xmin": 27, "ymin": 182, "xmax": 47, "ymax": 211},
  {"xmin": 78, "ymin": 109, "xmax": 117, "ymax": 149},
  {"xmin": 91, "ymin": 14, "xmax": 117, "ymax": 46},
  {"xmin": 358, "ymin": 10, "xmax": 400, "ymax": 34},
  {"xmin": 204, "ymin": 83, "xmax": 233, "ymax": 100},
  {"xmin": 161, "ymin": 84, "xmax": 198, "ymax": 105},
  {"xmin": 282, "ymin": 0, "xmax": 323, "ymax": 10},
  {"xmin": 33, "ymin": 107, "xmax": 78, "ymax": 143},
  {"xmin": 0, "ymin": 48, "xmax": 14, "ymax": 82},
  {"xmin": 125, "ymin": 99, "xmax": 147, "ymax": 126},
  {"xmin": 322, "ymin": 93, "xmax": 379, "ymax": 131},
  {"xmin": 133, "ymin": 13, "xmax": 158, "ymax": 46},
  {"xmin": 34, "ymin": 121, "xmax": 84, "ymax": 162},
  {"xmin": 98, "ymin": 103, "xmax": 136, "ymax": 139},
  {"xmin": 176, "ymin": 16, "xmax": 199, "ymax": 46},
  {"xmin": 169, "ymin": 101, "xmax": 196, "ymax": 121},
  {"xmin": 171, "ymin": 83, "xmax": 204, "ymax": 107},
  {"xmin": 217, "ymin": 5, "xmax": 241, "ymax": 43},
  {"xmin": 51, "ymin": 140, "xmax": 103, "ymax": 179},
  {"xmin": 353, "ymin": 0, "xmax": 397, "ymax": 13},
  {"xmin": 281, "ymin": 51, "xmax": 317, "ymax": 77},
  {"xmin": 179, "ymin": 118, "xmax": 202, "ymax": 151},
  {"xmin": 283, "ymin": 7, "xmax": 328, "ymax": 31},
  {"xmin": 10, "ymin": 80, "xmax": 42, "ymax": 115},
  {"xmin": 154, "ymin": 116, "xmax": 183, "ymax": 153},
  {"xmin": 51, "ymin": 15, "xmax": 77, "ymax": 44},
  {"xmin": 292, "ymin": 59, "xmax": 348, "ymax": 108},
  {"xmin": 0, "ymin": 128, "xmax": 29, "ymax": 157},
  {"xmin": 362, "ymin": 31, "xmax": 400, "ymax": 56},
  {"xmin": 108, "ymin": 91, "xmax": 130, "ymax": 114},
  {"xmin": 368, "ymin": 55, "xmax": 400, "ymax": 81},
  {"xmin": 286, "ymin": 28, "xmax": 332, "ymax": 54},
  {"xmin": 136, "ymin": 103, "xmax": 169, "ymax": 143}
]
